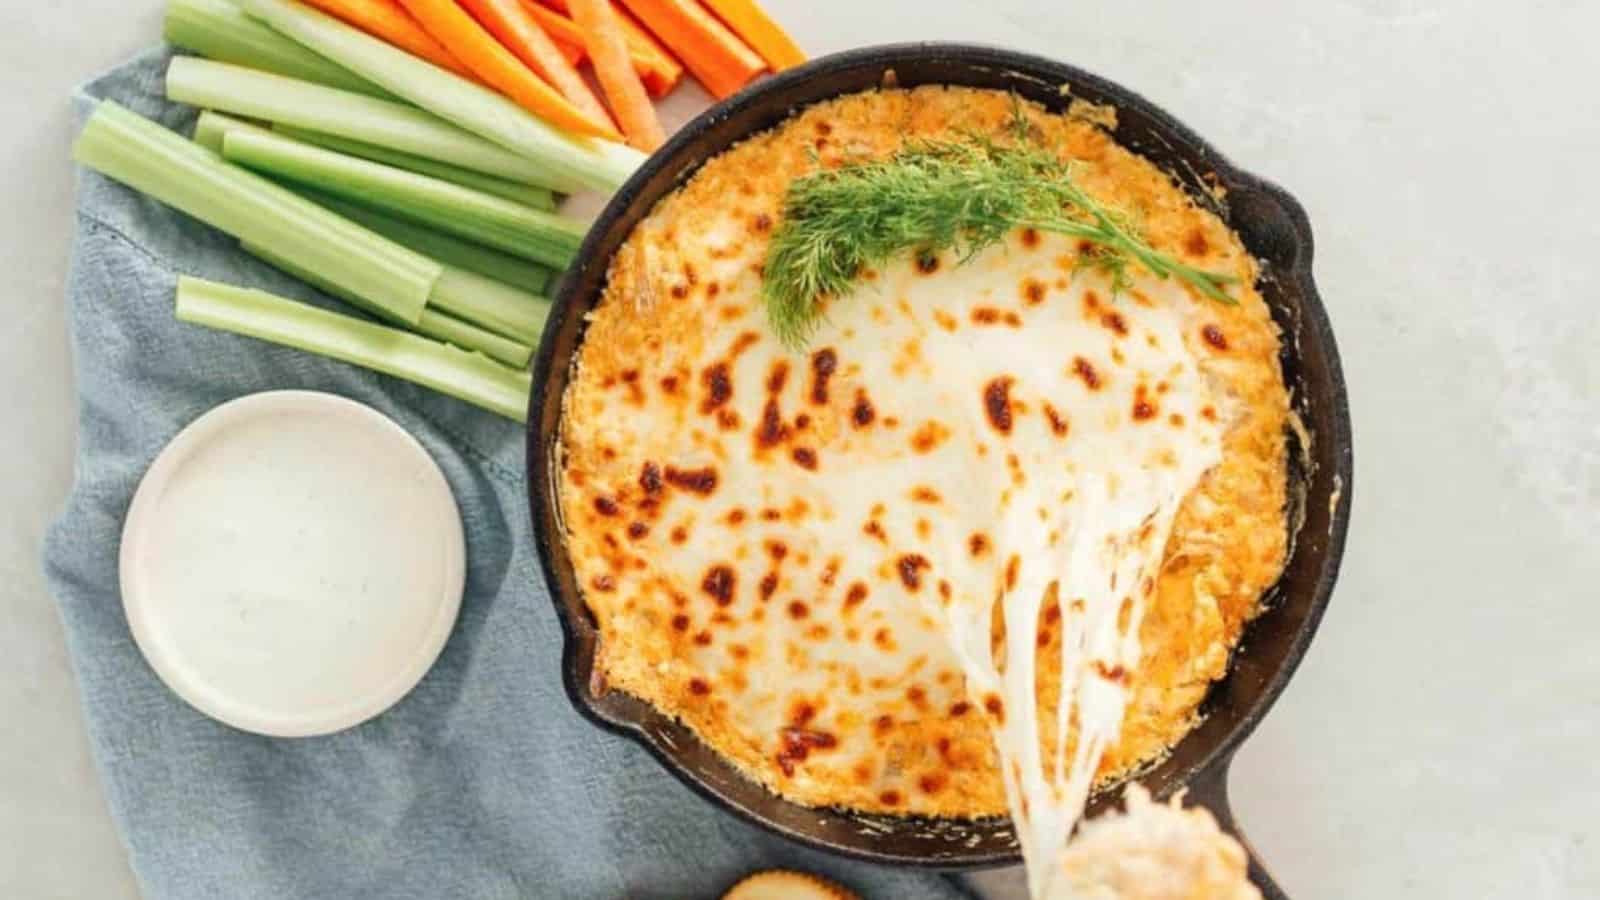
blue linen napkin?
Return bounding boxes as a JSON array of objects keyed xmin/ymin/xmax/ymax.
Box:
[{"xmin": 44, "ymin": 47, "xmax": 975, "ymax": 900}]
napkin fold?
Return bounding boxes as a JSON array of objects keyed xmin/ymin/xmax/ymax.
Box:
[{"xmin": 45, "ymin": 47, "xmax": 973, "ymax": 900}]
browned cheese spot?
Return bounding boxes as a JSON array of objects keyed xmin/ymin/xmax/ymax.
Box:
[
  {"xmin": 983, "ymin": 376, "xmax": 1015, "ymax": 435},
  {"xmin": 919, "ymin": 773, "xmax": 948, "ymax": 795},
  {"xmin": 1094, "ymin": 660, "xmax": 1131, "ymax": 685},
  {"xmin": 756, "ymin": 400, "xmax": 790, "ymax": 449},
  {"xmin": 787, "ymin": 600, "xmax": 810, "ymax": 620},
  {"xmin": 897, "ymin": 554, "xmax": 931, "ymax": 591},
  {"xmin": 726, "ymin": 333, "xmax": 759, "ymax": 359},
  {"xmin": 1203, "ymin": 323, "xmax": 1230, "ymax": 351},
  {"xmin": 933, "ymin": 309, "xmax": 959, "ymax": 332},
  {"xmin": 618, "ymin": 369, "xmax": 645, "ymax": 405},
  {"xmin": 1071, "ymin": 356, "xmax": 1103, "ymax": 390},
  {"xmin": 627, "ymin": 522, "xmax": 649, "ymax": 540},
  {"xmin": 844, "ymin": 581, "xmax": 869, "ymax": 609},
  {"xmin": 910, "ymin": 420, "xmax": 951, "ymax": 453},
  {"xmin": 972, "ymin": 306, "xmax": 1022, "ymax": 327},
  {"xmin": 969, "ymin": 532, "xmax": 991, "ymax": 558},
  {"xmin": 775, "ymin": 727, "xmax": 835, "ymax": 776},
  {"xmin": 1021, "ymin": 278, "xmax": 1047, "ymax": 306},
  {"xmin": 1005, "ymin": 554, "xmax": 1021, "ymax": 591},
  {"xmin": 693, "ymin": 630, "xmax": 713, "ymax": 647},
  {"xmin": 766, "ymin": 360, "xmax": 790, "ymax": 396},
  {"xmin": 1020, "ymin": 227, "xmax": 1041, "ymax": 249},
  {"xmin": 751, "ymin": 212, "xmax": 772, "ymax": 233},
  {"xmin": 659, "ymin": 374, "xmax": 681, "ymax": 395},
  {"xmin": 1169, "ymin": 413, "xmax": 1186, "ymax": 427},
  {"xmin": 984, "ymin": 694, "xmax": 1005, "ymax": 724},
  {"xmin": 863, "ymin": 519, "xmax": 888, "ymax": 543},
  {"xmin": 1184, "ymin": 228, "xmax": 1209, "ymax": 256},
  {"xmin": 1042, "ymin": 402, "xmax": 1070, "ymax": 438},
  {"xmin": 700, "ymin": 363, "xmax": 732, "ymax": 414},
  {"xmin": 1102, "ymin": 311, "xmax": 1128, "ymax": 336},
  {"xmin": 809, "ymin": 348, "xmax": 837, "ymax": 405},
  {"xmin": 688, "ymin": 677, "xmax": 712, "ymax": 695},
  {"xmin": 818, "ymin": 555, "xmax": 839, "ymax": 585},
  {"xmin": 716, "ymin": 409, "xmax": 741, "ymax": 431},
  {"xmin": 759, "ymin": 572, "xmax": 779, "ymax": 601},
  {"xmin": 915, "ymin": 249, "xmax": 940, "ymax": 274},
  {"xmin": 851, "ymin": 389, "xmax": 877, "ymax": 428},
  {"xmin": 725, "ymin": 507, "xmax": 747, "ymax": 526},
  {"xmin": 873, "ymin": 627, "xmax": 897, "ymax": 652},
  {"xmin": 664, "ymin": 465, "xmax": 719, "ymax": 494},
  {"xmin": 670, "ymin": 613, "xmax": 691, "ymax": 631},
  {"xmin": 1132, "ymin": 384, "xmax": 1159, "ymax": 422},
  {"xmin": 701, "ymin": 564, "xmax": 736, "ymax": 606},
  {"xmin": 791, "ymin": 447, "xmax": 819, "ymax": 470},
  {"xmin": 593, "ymin": 495, "xmax": 620, "ymax": 517},
  {"xmin": 636, "ymin": 458, "xmax": 662, "ymax": 493},
  {"xmin": 590, "ymin": 575, "xmax": 615, "ymax": 593},
  {"xmin": 669, "ymin": 283, "xmax": 688, "ymax": 300},
  {"xmin": 910, "ymin": 486, "xmax": 942, "ymax": 504}
]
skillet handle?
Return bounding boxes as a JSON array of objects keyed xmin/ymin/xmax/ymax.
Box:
[{"xmin": 1184, "ymin": 758, "xmax": 1290, "ymax": 900}]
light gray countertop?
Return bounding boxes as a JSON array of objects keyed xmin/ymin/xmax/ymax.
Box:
[{"xmin": 4, "ymin": 2, "xmax": 1597, "ymax": 898}]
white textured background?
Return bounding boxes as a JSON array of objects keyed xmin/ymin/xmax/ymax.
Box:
[{"xmin": 3, "ymin": 1, "xmax": 1597, "ymax": 898}]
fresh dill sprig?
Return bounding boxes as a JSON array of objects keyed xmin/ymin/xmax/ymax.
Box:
[{"xmin": 760, "ymin": 118, "xmax": 1236, "ymax": 349}]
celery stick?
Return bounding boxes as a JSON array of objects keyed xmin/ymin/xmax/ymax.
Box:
[
  {"xmin": 414, "ymin": 309, "xmax": 532, "ymax": 370},
  {"xmin": 74, "ymin": 101, "xmax": 436, "ymax": 325},
  {"xmin": 164, "ymin": 0, "xmax": 388, "ymax": 99},
  {"xmin": 166, "ymin": 56, "xmax": 561, "ymax": 190},
  {"xmin": 307, "ymin": 192, "xmax": 554, "ymax": 294},
  {"xmin": 427, "ymin": 267, "xmax": 551, "ymax": 345},
  {"xmin": 194, "ymin": 113, "xmax": 555, "ymax": 292},
  {"xmin": 193, "ymin": 109, "xmax": 270, "ymax": 152},
  {"xmin": 176, "ymin": 276, "xmax": 531, "ymax": 421},
  {"xmin": 238, "ymin": 0, "xmax": 643, "ymax": 193},
  {"xmin": 276, "ymin": 126, "xmax": 555, "ymax": 211},
  {"xmin": 240, "ymin": 241, "xmax": 534, "ymax": 368},
  {"xmin": 222, "ymin": 129, "xmax": 587, "ymax": 268}
]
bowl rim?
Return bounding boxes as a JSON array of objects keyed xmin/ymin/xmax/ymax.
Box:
[{"xmin": 526, "ymin": 40, "xmax": 1353, "ymax": 869}]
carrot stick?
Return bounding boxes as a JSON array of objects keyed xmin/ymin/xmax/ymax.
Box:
[
  {"xmin": 616, "ymin": 0, "xmax": 764, "ymax": 99},
  {"xmin": 523, "ymin": 1, "xmax": 682, "ymax": 97},
  {"xmin": 459, "ymin": 0, "xmax": 615, "ymax": 128},
  {"xmin": 301, "ymin": 0, "xmax": 476, "ymax": 79},
  {"xmin": 396, "ymin": 0, "xmax": 622, "ymax": 140},
  {"xmin": 606, "ymin": 2, "xmax": 686, "ymax": 96},
  {"xmin": 700, "ymin": 0, "xmax": 803, "ymax": 70},
  {"xmin": 569, "ymin": 0, "xmax": 664, "ymax": 151},
  {"xmin": 552, "ymin": 37, "xmax": 583, "ymax": 65}
]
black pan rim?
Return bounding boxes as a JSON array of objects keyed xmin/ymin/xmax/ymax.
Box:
[{"xmin": 527, "ymin": 41, "xmax": 1353, "ymax": 870}]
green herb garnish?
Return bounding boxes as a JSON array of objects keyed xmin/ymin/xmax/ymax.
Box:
[{"xmin": 761, "ymin": 115, "xmax": 1237, "ymax": 349}]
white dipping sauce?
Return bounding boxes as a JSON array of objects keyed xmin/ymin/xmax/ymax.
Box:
[{"xmin": 120, "ymin": 391, "xmax": 464, "ymax": 737}]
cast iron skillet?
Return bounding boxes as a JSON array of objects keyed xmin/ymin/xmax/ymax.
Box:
[{"xmin": 528, "ymin": 43, "xmax": 1353, "ymax": 898}]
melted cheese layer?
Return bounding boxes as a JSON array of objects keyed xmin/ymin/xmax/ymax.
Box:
[{"xmin": 559, "ymin": 86, "xmax": 1290, "ymax": 820}]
